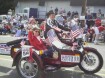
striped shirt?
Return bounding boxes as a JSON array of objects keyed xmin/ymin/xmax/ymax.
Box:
[
  {"xmin": 47, "ymin": 29, "xmax": 60, "ymax": 45},
  {"xmin": 46, "ymin": 29, "xmax": 68, "ymax": 49}
]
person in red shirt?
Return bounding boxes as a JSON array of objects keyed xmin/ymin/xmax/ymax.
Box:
[
  {"xmin": 87, "ymin": 28, "xmax": 95, "ymax": 42},
  {"xmin": 98, "ymin": 26, "xmax": 105, "ymax": 32},
  {"xmin": 40, "ymin": 21, "xmax": 46, "ymax": 31},
  {"xmin": 95, "ymin": 18, "xmax": 101, "ymax": 27},
  {"xmin": 28, "ymin": 27, "xmax": 46, "ymax": 50},
  {"xmin": 28, "ymin": 27, "xmax": 54, "ymax": 58},
  {"xmin": 98, "ymin": 26, "xmax": 105, "ymax": 42}
]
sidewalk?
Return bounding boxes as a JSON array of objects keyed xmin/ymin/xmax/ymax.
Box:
[{"xmin": 0, "ymin": 35, "xmax": 26, "ymax": 43}]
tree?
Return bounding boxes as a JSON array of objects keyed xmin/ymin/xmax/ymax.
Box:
[{"xmin": 0, "ymin": 0, "xmax": 18, "ymax": 15}]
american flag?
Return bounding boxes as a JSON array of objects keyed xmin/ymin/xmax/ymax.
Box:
[
  {"xmin": 20, "ymin": 40, "xmax": 25, "ymax": 46},
  {"xmin": 69, "ymin": 28, "xmax": 84, "ymax": 39}
]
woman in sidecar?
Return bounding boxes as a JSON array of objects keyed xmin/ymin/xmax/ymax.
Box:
[{"xmin": 28, "ymin": 26, "xmax": 54, "ymax": 58}]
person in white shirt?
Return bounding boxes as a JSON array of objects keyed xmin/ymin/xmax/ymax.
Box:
[
  {"xmin": 92, "ymin": 25, "xmax": 100, "ymax": 44},
  {"xmin": 55, "ymin": 13, "xmax": 65, "ymax": 26}
]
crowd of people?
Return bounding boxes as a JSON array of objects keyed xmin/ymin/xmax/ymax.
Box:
[{"xmin": 0, "ymin": 8, "xmax": 105, "ymax": 46}]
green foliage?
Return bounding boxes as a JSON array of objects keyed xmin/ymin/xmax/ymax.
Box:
[{"xmin": 0, "ymin": 0, "xmax": 17, "ymax": 15}]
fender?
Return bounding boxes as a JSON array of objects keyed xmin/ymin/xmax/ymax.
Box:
[
  {"xmin": 12, "ymin": 50, "xmax": 44, "ymax": 69},
  {"xmin": 32, "ymin": 52, "xmax": 44, "ymax": 69},
  {"xmin": 12, "ymin": 50, "xmax": 21, "ymax": 67},
  {"xmin": 83, "ymin": 47, "xmax": 97, "ymax": 53}
]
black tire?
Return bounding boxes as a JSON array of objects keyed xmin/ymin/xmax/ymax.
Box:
[
  {"xmin": 79, "ymin": 49, "xmax": 103, "ymax": 74},
  {"xmin": 16, "ymin": 54, "xmax": 42, "ymax": 78}
]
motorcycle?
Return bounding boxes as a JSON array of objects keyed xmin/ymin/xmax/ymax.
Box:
[{"xmin": 8, "ymin": 29, "xmax": 103, "ymax": 78}]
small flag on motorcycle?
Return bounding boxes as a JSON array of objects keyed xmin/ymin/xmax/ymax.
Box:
[{"xmin": 20, "ymin": 40, "xmax": 25, "ymax": 46}]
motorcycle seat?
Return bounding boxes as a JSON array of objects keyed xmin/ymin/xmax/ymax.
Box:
[
  {"xmin": 53, "ymin": 45, "xmax": 72, "ymax": 52},
  {"xmin": 52, "ymin": 41, "xmax": 71, "ymax": 52},
  {"xmin": 60, "ymin": 39, "xmax": 73, "ymax": 46}
]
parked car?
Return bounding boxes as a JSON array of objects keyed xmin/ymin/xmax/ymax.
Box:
[{"xmin": 0, "ymin": 15, "xmax": 7, "ymax": 23}]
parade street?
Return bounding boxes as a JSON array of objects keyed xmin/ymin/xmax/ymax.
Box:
[
  {"xmin": 0, "ymin": 42, "xmax": 105, "ymax": 78},
  {"xmin": 0, "ymin": 0, "xmax": 105, "ymax": 78}
]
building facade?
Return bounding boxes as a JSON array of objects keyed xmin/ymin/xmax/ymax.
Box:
[{"xmin": 15, "ymin": 0, "xmax": 105, "ymax": 18}]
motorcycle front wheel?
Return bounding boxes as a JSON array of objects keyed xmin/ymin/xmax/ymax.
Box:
[
  {"xmin": 16, "ymin": 54, "xmax": 42, "ymax": 78},
  {"xmin": 79, "ymin": 49, "xmax": 103, "ymax": 74}
]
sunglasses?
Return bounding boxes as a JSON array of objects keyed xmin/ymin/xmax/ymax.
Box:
[{"xmin": 35, "ymin": 31, "xmax": 39, "ymax": 33}]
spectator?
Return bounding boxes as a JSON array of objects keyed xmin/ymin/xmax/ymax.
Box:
[
  {"xmin": 87, "ymin": 28, "xmax": 95, "ymax": 42},
  {"xmin": 55, "ymin": 7, "xmax": 58, "ymax": 15},
  {"xmin": 67, "ymin": 11, "xmax": 71, "ymax": 17},
  {"xmin": 15, "ymin": 27, "xmax": 22, "ymax": 37},
  {"xmin": 2, "ymin": 17, "xmax": 8, "ymax": 24},
  {"xmin": 98, "ymin": 26, "xmax": 105, "ymax": 32},
  {"xmin": 0, "ymin": 24, "xmax": 3, "ymax": 35},
  {"xmin": 92, "ymin": 25, "xmax": 100, "ymax": 44},
  {"xmin": 101, "ymin": 18, "xmax": 105, "ymax": 26},
  {"xmin": 95, "ymin": 18, "xmax": 101, "ymax": 27},
  {"xmin": 55, "ymin": 12, "xmax": 65, "ymax": 26},
  {"xmin": 29, "ymin": 16, "xmax": 37, "ymax": 24}
]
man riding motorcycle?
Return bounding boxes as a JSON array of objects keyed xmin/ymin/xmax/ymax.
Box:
[{"xmin": 44, "ymin": 10, "xmax": 70, "ymax": 46}]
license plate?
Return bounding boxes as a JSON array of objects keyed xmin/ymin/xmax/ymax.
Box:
[
  {"xmin": 21, "ymin": 45, "xmax": 31, "ymax": 58},
  {"xmin": 61, "ymin": 55, "xmax": 80, "ymax": 63}
]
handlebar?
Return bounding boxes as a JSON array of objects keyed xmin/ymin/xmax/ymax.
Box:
[{"xmin": 74, "ymin": 38, "xmax": 84, "ymax": 46}]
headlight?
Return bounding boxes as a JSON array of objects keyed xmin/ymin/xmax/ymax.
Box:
[
  {"xmin": 14, "ymin": 48, "xmax": 20, "ymax": 52},
  {"xmin": 84, "ymin": 42, "xmax": 88, "ymax": 45},
  {"xmin": 39, "ymin": 50, "xmax": 44, "ymax": 55}
]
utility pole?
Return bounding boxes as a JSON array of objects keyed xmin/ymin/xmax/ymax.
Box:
[
  {"xmin": 81, "ymin": 0, "xmax": 87, "ymax": 27},
  {"xmin": 81, "ymin": 0, "xmax": 87, "ymax": 16}
]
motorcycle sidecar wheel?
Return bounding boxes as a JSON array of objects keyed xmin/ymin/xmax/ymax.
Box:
[
  {"xmin": 16, "ymin": 54, "xmax": 42, "ymax": 78},
  {"xmin": 79, "ymin": 49, "xmax": 103, "ymax": 74}
]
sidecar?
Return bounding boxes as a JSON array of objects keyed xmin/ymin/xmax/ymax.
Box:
[{"xmin": 7, "ymin": 38, "xmax": 27, "ymax": 58}]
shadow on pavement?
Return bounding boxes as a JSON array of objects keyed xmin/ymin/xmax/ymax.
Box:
[
  {"xmin": 0, "ymin": 66, "xmax": 12, "ymax": 73},
  {"xmin": 0, "ymin": 69, "xmax": 20, "ymax": 78},
  {"xmin": 44, "ymin": 69, "xmax": 103, "ymax": 78},
  {"xmin": 0, "ymin": 68, "xmax": 103, "ymax": 78}
]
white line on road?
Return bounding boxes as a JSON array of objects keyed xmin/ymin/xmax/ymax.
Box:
[{"xmin": 7, "ymin": 69, "xmax": 14, "ymax": 75}]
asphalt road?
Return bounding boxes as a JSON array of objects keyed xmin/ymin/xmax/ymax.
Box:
[
  {"xmin": 0, "ymin": 35, "xmax": 105, "ymax": 78},
  {"xmin": 0, "ymin": 54, "xmax": 105, "ymax": 78}
]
